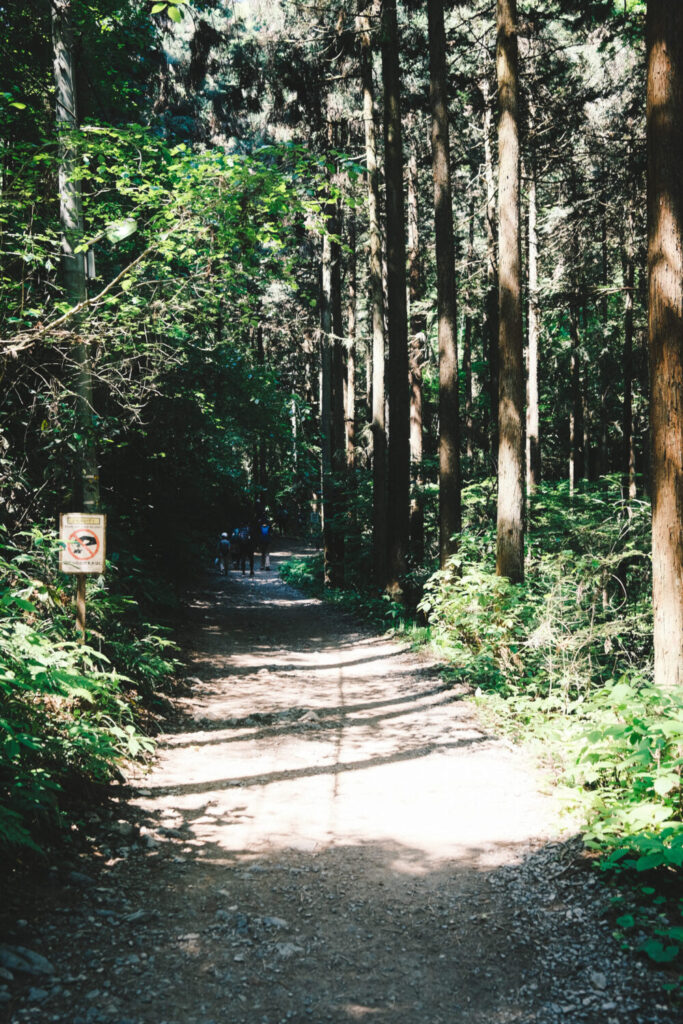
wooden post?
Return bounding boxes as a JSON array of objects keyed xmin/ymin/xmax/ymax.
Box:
[{"xmin": 76, "ymin": 574, "xmax": 86, "ymax": 642}]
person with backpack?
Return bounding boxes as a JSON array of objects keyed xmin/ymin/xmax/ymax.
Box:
[
  {"xmin": 216, "ymin": 532, "xmax": 231, "ymax": 575},
  {"xmin": 258, "ymin": 519, "xmax": 272, "ymax": 570}
]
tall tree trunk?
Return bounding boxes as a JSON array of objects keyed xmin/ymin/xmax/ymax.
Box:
[
  {"xmin": 622, "ymin": 206, "xmax": 636, "ymax": 505},
  {"xmin": 428, "ymin": 0, "xmax": 461, "ymax": 568},
  {"xmin": 464, "ymin": 195, "xmax": 475, "ymax": 465},
  {"xmin": 381, "ymin": 0, "xmax": 410, "ymax": 590},
  {"xmin": 331, "ymin": 192, "xmax": 346, "ymax": 586},
  {"xmin": 320, "ymin": 223, "xmax": 334, "ymax": 580},
  {"xmin": 495, "ymin": 0, "xmax": 524, "ymax": 582},
  {"xmin": 52, "ymin": 0, "xmax": 99, "ymax": 513},
  {"xmin": 568, "ymin": 296, "xmax": 582, "ymax": 495},
  {"xmin": 597, "ymin": 212, "xmax": 610, "ymax": 477},
  {"xmin": 526, "ymin": 141, "xmax": 541, "ymax": 494},
  {"xmin": 407, "ymin": 128, "xmax": 425, "ymax": 562},
  {"xmin": 481, "ymin": 76, "xmax": 499, "ymax": 460},
  {"xmin": 320, "ymin": 172, "xmax": 345, "ymax": 588},
  {"xmin": 345, "ymin": 212, "xmax": 357, "ymax": 471},
  {"xmin": 646, "ymin": 3, "xmax": 683, "ymax": 690},
  {"xmin": 256, "ymin": 324, "xmax": 266, "ymax": 494},
  {"xmin": 358, "ymin": 9, "xmax": 387, "ymax": 586}
]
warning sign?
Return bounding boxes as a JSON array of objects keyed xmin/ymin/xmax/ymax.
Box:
[{"xmin": 59, "ymin": 513, "xmax": 107, "ymax": 574}]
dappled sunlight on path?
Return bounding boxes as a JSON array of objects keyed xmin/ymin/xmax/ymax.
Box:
[
  {"xmin": 5, "ymin": 543, "xmax": 677, "ymax": 1024},
  {"xmin": 130, "ymin": 547, "xmax": 559, "ymax": 869}
]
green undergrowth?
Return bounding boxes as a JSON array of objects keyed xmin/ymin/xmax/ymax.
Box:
[
  {"xmin": 0, "ymin": 524, "xmax": 180, "ymax": 860},
  {"xmin": 283, "ymin": 480, "xmax": 682, "ymax": 978},
  {"xmin": 279, "ymin": 552, "xmax": 413, "ymax": 631},
  {"xmin": 419, "ymin": 479, "xmax": 683, "ymax": 978}
]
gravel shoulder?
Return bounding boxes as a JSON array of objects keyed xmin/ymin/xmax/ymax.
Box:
[{"xmin": 0, "ymin": 543, "xmax": 678, "ymax": 1024}]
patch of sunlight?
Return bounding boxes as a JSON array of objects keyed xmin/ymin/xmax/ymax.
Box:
[
  {"xmin": 342, "ymin": 1005, "xmax": 386, "ymax": 1019},
  {"xmin": 388, "ymin": 857, "xmax": 429, "ymax": 876}
]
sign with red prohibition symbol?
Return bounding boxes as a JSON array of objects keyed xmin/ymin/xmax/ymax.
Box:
[{"xmin": 59, "ymin": 513, "xmax": 107, "ymax": 574}]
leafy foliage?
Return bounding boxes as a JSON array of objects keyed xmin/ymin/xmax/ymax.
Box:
[{"xmin": 0, "ymin": 526, "xmax": 177, "ymax": 857}]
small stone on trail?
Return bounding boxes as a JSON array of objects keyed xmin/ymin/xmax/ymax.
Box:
[
  {"xmin": 27, "ymin": 986, "xmax": 49, "ymax": 1002},
  {"xmin": 0, "ymin": 945, "xmax": 55, "ymax": 976},
  {"xmin": 68, "ymin": 871, "xmax": 97, "ymax": 888},
  {"xmin": 274, "ymin": 943, "xmax": 303, "ymax": 959},
  {"xmin": 298, "ymin": 710, "xmax": 319, "ymax": 723},
  {"xmin": 262, "ymin": 917, "xmax": 289, "ymax": 930},
  {"xmin": 591, "ymin": 971, "xmax": 608, "ymax": 990}
]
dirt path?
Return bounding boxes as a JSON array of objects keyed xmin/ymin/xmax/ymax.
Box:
[{"xmin": 1, "ymin": 544, "xmax": 678, "ymax": 1023}]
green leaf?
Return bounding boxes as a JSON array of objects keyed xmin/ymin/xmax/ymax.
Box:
[
  {"xmin": 167, "ymin": 5, "xmax": 182, "ymax": 21},
  {"xmin": 638, "ymin": 938, "xmax": 679, "ymax": 964}
]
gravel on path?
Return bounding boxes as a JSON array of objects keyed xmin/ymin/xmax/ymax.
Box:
[{"xmin": 0, "ymin": 543, "xmax": 678, "ymax": 1023}]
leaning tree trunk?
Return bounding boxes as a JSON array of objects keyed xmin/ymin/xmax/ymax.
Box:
[
  {"xmin": 381, "ymin": 0, "xmax": 411, "ymax": 592},
  {"xmin": 495, "ymin": 0, "xmax": 524, "ymax": 582},
  {"xmin": 428, "ymin": 0, "xmax": 461, "ymax": 567},
  {"xmin": 52, "ymin": 0, "xmax": 99, "ymax": 513},
  {"xmin": 646, "ymin": 2, "xmax": 683, "ymax": 691},
  {"xmin": 358, "ymin": 8, "xmax": 388, "ymax": 587}
]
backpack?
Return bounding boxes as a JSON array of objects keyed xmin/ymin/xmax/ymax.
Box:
[{"xmin": 260, "ymin": 523, "xmax": 270, "ymax": 539}]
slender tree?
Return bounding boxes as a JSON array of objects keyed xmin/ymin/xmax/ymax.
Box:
[
  {"xmin": 407, "ymin": 128, "xmax": 425, "ymax": 561},
  {"xmin": 526, "ymin": 136, "xmax": 541, "ymax": 494},
  {"xmin": 646, "ymin": 2, "xmax": 683, "ymax": 690},
  {"xmin": 358, "ymin": 8, "xmax": 387, "ymax": 586},
  {"xmin": 51, "ymin": 0, "xmax": 99, "ymax": 513},
  {"xmin": 481, "ymin": 76, "xmax": 499, "ymax": 459},
  {"xmin": 428, "ymin": 0, "xmax": 461, "ymax": 566},
  {"xmin": 381, "ymin": 0, "xmax": 410, "ymax": 590},
  {"xmin": 495, "ymin": 0, "xmax": 524, "ymax": 582}
]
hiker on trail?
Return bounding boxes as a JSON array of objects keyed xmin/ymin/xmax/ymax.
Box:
[
  {"xmin": 216, "ymin": 532, "xmax": 231, "ymax": 575},
  {"xmin": 255, "ymin": 513, "xmax": 272, "ymax": 571},
  {"xmin": 231, "ymin": 524, "xmax": 255, "ymax": 576}
]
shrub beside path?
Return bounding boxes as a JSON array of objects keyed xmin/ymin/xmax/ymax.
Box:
[{"xmin": 1, "ymin": 544, "xmax": 677, "ymax": 1023}]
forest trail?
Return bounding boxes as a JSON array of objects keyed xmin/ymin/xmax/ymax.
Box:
[{"xmin": 1, "ymin": 544, "xmax": 676, "ymax": 1024}]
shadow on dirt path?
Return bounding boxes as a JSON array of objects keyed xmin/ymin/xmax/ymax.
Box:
[{"xmin": 0, "ymin": 542, "xmax": 678, "ymax": 1023}]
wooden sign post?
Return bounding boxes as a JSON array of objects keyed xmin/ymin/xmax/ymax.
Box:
[{"xmin": 59, "ymin": 513, "xmax": 107, "ymax": 642}]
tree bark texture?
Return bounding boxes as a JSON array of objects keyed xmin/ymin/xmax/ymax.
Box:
[
  {"xmin": 622, "ymin": 207, "xmax": 637, "ymax": 503},
  {"xmin": 464, "ymin": 196, "xmax": 475, "ymax": 464},
  {"xmin": 52, "ymin": 0, "xmax": 99, "ymax": 513},
  {"xmin": 568, "ymin": 297, "xmax": 583, "ymax": 495},
  {"xmin": 428, "ymin": 0, "xmax": 461, "ymax": 568},
  {"xmin": 407, "ymin": 130, "xmax": 425, "ymax": 562},
  {"xmin": 647, "ymin": 3, "xmax": 683, "ymax": 690},
  {"xmin": 597, "ymin": 212, "xmax": 610, "ymax": 478},
  {"xmin": 358, "ymin": 10, "xmax": 388, "ymax": 586},
  {"xmin": 320, "ymin": 183, "xmax": 345, "ymax": 588},
  {"xmin": 526, "ymin": 139, "xmax": 540, "ymax": 494},
  {"xmin": 381, "ymin": 0, "xmax": 410, "ymax": 589},
  {"xmin": 345, "ymin": 212, "xmax": 357, "ymax": 470},
  {"xmin": 481, "ymin": 77, "xmax": 499, "ymax": 459},
  {"xmin": 495, "ymin": 0, "xmax": 524, "ymax": 582}
]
